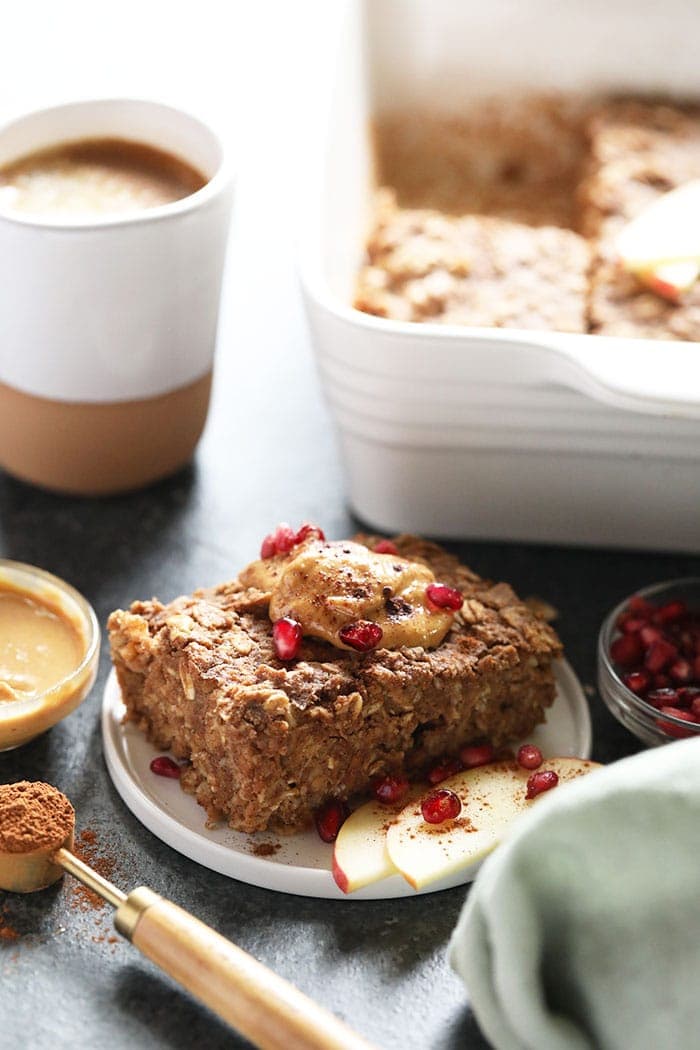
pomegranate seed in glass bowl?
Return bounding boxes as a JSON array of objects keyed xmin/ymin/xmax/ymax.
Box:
[{"xmin": 598, "ymin": 578, "xmax": 700, "ymax": 746}]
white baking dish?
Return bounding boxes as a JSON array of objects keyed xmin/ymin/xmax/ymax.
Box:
[{"xmin": 300, "ymin": 0, "xmax": 700, "ymax": 551}]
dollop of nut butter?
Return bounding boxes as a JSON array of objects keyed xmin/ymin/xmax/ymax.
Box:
[{"xmin": 240, "ymin": 539, "xmax": 457, "ymax": 651}]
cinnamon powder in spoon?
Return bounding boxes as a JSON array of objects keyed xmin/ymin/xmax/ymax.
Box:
[{"xmin": 0, "ymin": 781, "xmax": 74, "ymax": 854}]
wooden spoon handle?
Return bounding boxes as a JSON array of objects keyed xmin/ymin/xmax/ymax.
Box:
[{"xmin": 121, "ymin": 892, "xmax": 375, "ymax": 1050}]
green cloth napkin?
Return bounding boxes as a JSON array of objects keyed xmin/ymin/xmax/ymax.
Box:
[{"xmin": 449, "ymin": 738, "xmax": 700, "ymax": 1050}]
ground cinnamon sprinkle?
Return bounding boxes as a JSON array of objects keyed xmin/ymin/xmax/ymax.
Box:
[
  {"xmin": 0, "ymin": 781, "xmax": 74, "ymax": 853},
  {"xmin": 0, "ymin": 908, "xmax": 19, "ymax": 942},
  {"xmin": 69, "ymin": 828, "xmax": 117, "ymax": 912}
]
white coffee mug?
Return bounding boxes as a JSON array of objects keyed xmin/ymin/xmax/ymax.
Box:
[{"xmin": 0, "ymin": 98, "xmax": 233, "ymax": 495}]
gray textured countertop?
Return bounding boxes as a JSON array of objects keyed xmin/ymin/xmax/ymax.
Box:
[
  {"xmin": 2, "ymin": 11, "xmax": 700, "ymax": 1041},
  {"xmin": 2, "ymin": 184, "xmax": 699, "ymax": 1046}
]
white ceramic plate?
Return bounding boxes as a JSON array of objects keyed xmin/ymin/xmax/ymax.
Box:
[{"xmin": 102, "ymin": 660, "xmax": 591, "ymax": 899}]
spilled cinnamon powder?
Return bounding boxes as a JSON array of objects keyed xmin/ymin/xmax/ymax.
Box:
[
  {"xmin": 69, "ymin": 828, "xmax": 117, "ymax": 913},
  {"xmin": 0, "ymin": 907, "xmax": 19, "ymax": 941}
]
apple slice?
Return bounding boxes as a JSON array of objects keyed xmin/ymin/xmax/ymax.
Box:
[
  {"xmin": 386, "ymin": 757, "xmax": 601, "ymax": 891},
  {"xmin": 332, "ymin": 798, "xmax": 400, "ymax": 893},
  {"xmin": 333, "ymin": 785, "xmax": 425, "ymax": 893},
  {"xmin": 616, "ymin": 180, "xmax": 700, "ymax": 273},
  {"xmin": 637, "ymin": 260, "xmax": 700, "ymax": 303}
]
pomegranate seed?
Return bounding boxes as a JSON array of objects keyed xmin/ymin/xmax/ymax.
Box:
[
  {"xmin": 618, "ymin": 615, "xmax": 648, "ymax": 635},
  {"xmin": 459, "ymin": 743, "xmax": 495, "ymax": 768},
  {"xmin": 372, "ymin": 774, "xmax": 410, "ymax": 806},
  {"xmin": 421, "ymin": 788, "xmax": 461, "ymax": 824},
  {"xmin": 653, "ymin": 674, "xmax": 672, "ymax": 689},
  {"xmin": 669, "ymin": 658, "xmax": 693, "ymax": 684},
  {"xmin": 272, "ymin": 522, "xmax": 297, "ymax": 553},
  {"xmin": 678, "ymin": 687, "xmax": 700, "ymax": 709},
  {"xmin": 150, "ymin": 756, "xmax": 181, "ymax": 779},
  {"xmin": 427, "ymin": 757, "xmax": 463, "ymax": 785},
  {"xmin": 295, "ymin": 522, "xmax": 325, "ymax": 544},
  {"xmin": 691, "ymin": 697, "xmax": 700, "ymax": 719},
  {"xmin": 679, "ymin": 630, "xmax": 697, "ymax": 656},
  {"xmin": 628, "ymin": 595, "xmax": 654, "ymax": 618},
  {"xmin": 646, "ymin": 688, "xmax": 680, "ymax": 709},
  {"xmin": 644, "ymin": 639, "xmax": 678, "ymax": 674},
  {"xmin": 426, "ymin": 582, "xmax": 464, "ymax": 612},
  {"xmin": 610, "ymin": 633, "xmax": 644, "ymax": 667},
  {"xmin": 653, "ymin": 600, "xmax": 688, "ymax": 625},
  {"xmin": 517, "ymin": 744, "xmax": 543, "ymax": 770},
  {"xmin": 639, "ymin": 624, "xmax": 664, "ymax": 648},
  {"xmin": 339, "ymin": 620, "xmax": 383, "ymax": 652},
  {"xmin": 374, "ymin": 539, "xmax": 399, "ymax": 555},
  {"xmin": 315, "ymin": 799, "xmax": 348, "ymax": 843},
  {"xmin": 260, "ymin": 533, "xmax": 277, "ymax": 559},
  {"xmin": 525, "ymin": 769, "xmax": 559, "ymax": 799},
  {"xmin": 272, "ymin": 617, "xmax": 303, "ymax": 660},
  {"xmin": 656, "ymin": 706, "xmax": 698, "ymax": 738},
  {"xmin": 623, "ymin": 670, "xmax": 650, "ymax": 695}
]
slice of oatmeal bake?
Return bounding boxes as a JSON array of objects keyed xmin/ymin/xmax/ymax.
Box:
[{"xmin": 108, "ymin": 533, "xmax": 561, "ymax": 833}]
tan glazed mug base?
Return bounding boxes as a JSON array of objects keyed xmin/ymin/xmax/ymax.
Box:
[{"xmin": 0, "ymin": 372, "xmax": 212, "ymax": 496}]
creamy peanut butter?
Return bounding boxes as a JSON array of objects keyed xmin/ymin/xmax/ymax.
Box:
[
  {"xmin": 0, "ymin": 569, "xmax": 98, "ymax": 750},
  {"xmin": 0, "ymin": 587, "xmax": 83, "ymax": 702},
  {"xmin": 241, "ymin": 539, "xmax": 456, "ymax": 650}
]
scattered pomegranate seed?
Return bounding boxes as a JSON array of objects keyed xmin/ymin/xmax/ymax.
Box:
[
  {"xmin": 525, "ymin": 769, "xmax": 559, "ymax": 799},
  {"xmin": 517, "ymin": 744, "xmax": 543, "ymax": 770},
  {"xmin": 426, "ymin": 582, "xmax": 464, "ymax": 612},
  {"xmin": 656, "ymin": 707, "xmax": 697, "ymax": 739},
  {"xmin": 339, "ymin": 620, "xmax": 383, "ymax": 652},
  {"xmin": 374, "ymin": 539, "xmax": 399, "ymax": 555},
  {"xmin": 315, "ymin": 799, "xmax": 348, "ymax": 843},
  {"xmin": 427, "ymin": 757, "xmax": 463, "ymax": 785},
  {"xmin": 421, "ymin": 789, "xmax": 461, "ymax": 824},
  {"xmin": 692, "ymin": 696, "xmax": 700, "ymax": 719},
  {"xmin": 654, "ymin": 600, "xmax": 688, "ymax": 625},
  {"xmin": 623, "ymin": 670, "xmax": 650, "ymax": 695},
  {"xmin": 372, "ymin": 774, "xmax": 410, "ymax": 806},
  {"xmin": 678, "ymin": 686, "xmax": 700, "ymax": 707},
  {"xmin": 260, "ymin": 534, "xmax": 277, "ymax": 559},
  {"xmin": 652, "ymin": 674, "xmax": 672, "ymax": 690},
  {"xmin": 273, "ymin": 522, "xmax": 297, "ymax": 553},
  {"xmin": 150, "ymin": 756, "xmax": 181, "ymax": 779},
  {"xmin": 459, "ymin": 743, "xmax": 495, "ymax": 768},
  {"xmin": 261, "ymin": 521, "xmax": 326, "ymax": 558},
  {"xmin": 610, "ymin": 633, "xmax": 644, "ymax": 667},
  {"xmin": 295, "ymin": 522, "xmax": 325, "ymax": 544},
  {"xmin": 644, "ymin": 638, "xmax": 678, "ymax": 674},
  {"xmin": 272, "ymin": 617, "xmax": 303, "ymax": 661}
]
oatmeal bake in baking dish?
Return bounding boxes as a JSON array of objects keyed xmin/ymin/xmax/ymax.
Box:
[
  {"xmin": 108, "ymin": 530, "xmax": 560, "ymax": 833},
  {"xmin": 356, "ymin": 98, "xmax": 700, "ymax": 339}
]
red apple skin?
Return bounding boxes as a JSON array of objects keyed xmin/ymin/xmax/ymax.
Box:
[
  {"xmin": 332, "ymin": 852, "xmax": 350, "ymax": 894},
  {"xmin": 639, "ymin": 271, "xmax": 683, "ymax": 303}
]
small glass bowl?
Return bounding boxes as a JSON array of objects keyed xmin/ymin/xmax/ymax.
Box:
[
  {"xmin": 598, "ymin": 577, "xmax": 700, "ymax": 747},
  {"xmin": 0, "ymin": 559, "xmax": 100, "ymax": 751}
]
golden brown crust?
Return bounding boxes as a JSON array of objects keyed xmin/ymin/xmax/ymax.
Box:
[
  {"xmin": 108, "ymin": 535, "xmax": 561, "ymax": 833},
  {"xmin": 356, "ymin": 97, "xmax": 700, "ymax": 341},
  {"xmin": 581, "ymin": 100, "xmax": 700, "ymax": 339}
]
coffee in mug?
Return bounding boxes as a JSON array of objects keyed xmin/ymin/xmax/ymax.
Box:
[{"xmin": 0, "ymin": 100, "xmax": 233, "ymax": 496}]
